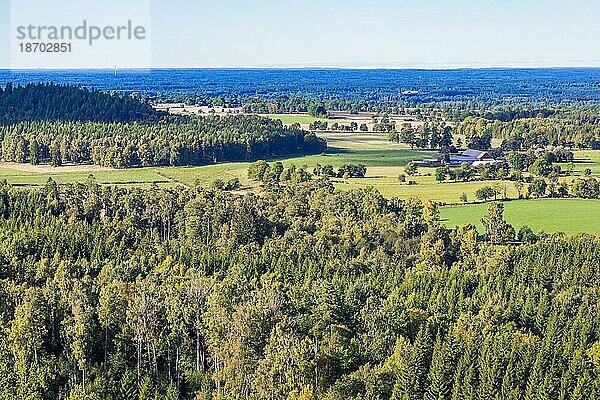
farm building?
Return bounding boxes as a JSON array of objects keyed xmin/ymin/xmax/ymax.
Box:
[
  {"xmin": 448, "ymin": 149, "xmax": 500, "ymax": 166},
  {"xmin": 416, "ymin": 149, "xmax": 503, "ymax": 167}
]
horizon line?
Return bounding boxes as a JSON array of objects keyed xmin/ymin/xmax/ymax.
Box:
[{"xmin": 3, "ymin": 65, "xmax": 600, "ymax": 72}]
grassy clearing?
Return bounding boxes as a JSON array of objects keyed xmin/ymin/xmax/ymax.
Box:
[
  {"xmin": 264, "ymin": 114, "xmax": 323, "ymax": 124},
  {"xmin": 264, "ymin": 114, "xmax": 335, "ymax": 125},
  {"xmin": 0, "ymin": 131, "xmax": 502, "ymax": 202},
  {"xmin": 285, "ymin": 131, "xmax": 434, "ymax": 167},
  {"xmin": 158, "ymin": 163, "xmax": 255, "ymax": 188},
  {"xmin": 0, "ymin": 167, "xmax": 172, "ymax": 186},
  {"xmin": 0, "ymin": 130, "xmax": 434, "ymax": 192},
  {"xmin": 440, "ymin": 199, "xmax": 600, "ymax": 234}
]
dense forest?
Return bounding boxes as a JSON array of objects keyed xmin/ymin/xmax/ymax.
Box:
[
  {"xmin": 455, "ymin": 117, "xmax": 600, "ymax": 150},
  {"xmin": 0, "ymin": 83, "xmax": 160, "ymax": 124},
  {"xmin": 0, "ymin": 84, "xmax": 325, "ymax": 167},
  {"xmin": 0, "ymin": 179, "xmax": 598, "ymax": 399},
  {"xmin": 0, "ymin": 118, "xmax": 325, "ymax": 168}
]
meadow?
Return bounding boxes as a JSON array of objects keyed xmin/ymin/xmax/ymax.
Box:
[
  {"xmin": 0, "ymin": 166, "xmax": 172, "ymax": 187},
  {"xmin": 441, "ymin": 198, "xmax": 600, "ymax": 234}
]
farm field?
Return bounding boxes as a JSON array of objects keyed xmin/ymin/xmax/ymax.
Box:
[
  {"xmin": 441, "ymin": 198, "xmax": 600, "ymax": 234},
  {"xmin": 158, "ymin": 162, "xmax": 255, "ymax": 188},
  {"xmin": 0, "ymin": 166, "xmax": 173, "ymax": 187},
  {"xmin": 281, "ymin": 132, "xmax": 434, "ymax": 167},
  {"xmin": 337, "ymin": 175, "xmax": 518, "ymax": 203},
  {"xmin": 146, "ymin": 138, "xmax": 429, "ymax": 190}
]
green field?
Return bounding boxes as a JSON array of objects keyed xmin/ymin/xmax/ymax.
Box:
[
  {"xmin": 557, "ymin": 150, "xmax": 600, "ymax": 177},
  {"xmin": 0, "ymin": 167, "xmax": 172, "ymax": 186},
  {"xmin": 265, "ymin": 114, "xmax": 326, "ymax": 125},
  {"xmin": 339, "ymin": 175, "xmax": 518, "ymax": 203},
  {"xmin": 155, "ymin": 133, "xmax": 431, "ymax": 187},
  {"xmin": 265, "ymin": 113, "xmax": 353, "ymax": 126},
  {"xmin": 158, "ymin": 162, "xmax": 255, "ymax": 188},
  {"xmin": 441, "ymin": 199, "xmax": 600, "ymax": 234},
  {"xmin": 2, "ymin": 133, "xmax": 598, "ymax": 203}
]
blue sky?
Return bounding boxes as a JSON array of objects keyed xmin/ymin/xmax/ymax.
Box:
[{"xmin": 2, "ymin": 0, "xmax": 600, "ymax": 68}]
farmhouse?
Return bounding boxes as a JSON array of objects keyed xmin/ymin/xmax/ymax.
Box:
[
  {"xmin": 416, "ymin": 149, "xmax": 502, "ymax": 167},
  {"xmin": 448, "ymin": 149, "xmax": 499, "ymax": 167}
]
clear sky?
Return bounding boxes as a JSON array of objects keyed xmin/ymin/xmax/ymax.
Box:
[{"xmin": 2, "ymin": 0, "xmax": 600, "ymax": 69}]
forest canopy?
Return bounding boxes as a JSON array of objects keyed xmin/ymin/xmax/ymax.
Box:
[
  {"xmin": 0, "ymin": 82, "xmax": 160, "ymax": 124},
  {"xmin": 0, "ymin": 179, "xmax": 598, "ymax": 399}
]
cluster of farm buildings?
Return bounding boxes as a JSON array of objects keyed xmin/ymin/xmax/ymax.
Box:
[{"xmin": 416, "ymin": 149, "xmax": 504, "ymax": 168}]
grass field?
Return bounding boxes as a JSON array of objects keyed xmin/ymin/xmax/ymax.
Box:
[
  {"xmin": 0, "ymin": 166, "xmax": 173, "ymax": 187},
  {"xmin": 282, "ymin": 132, "xmax": 434, "ymax": 167},
  {"xmin": 441, "ymin": 199, "xmax": 600, "ymax": 234},
  {"xmin": 265, "ymin": 114, "xmax": 355, "ymax": 126},
  {"xmin": 158, "ymin": 163, "xmax": 255, "ymax": 188},
  {"xmin": 339, "ymin": 175, "xmax": 517, "ymax": 203},
  {"xmin": 265, "ymin": 114, "xmax": 330, "ymax": 125},
  {"xmin": 1, "ymin": 133, "xmax": 597, "ymax": 199},
  {"xmin": 146, "ymin": 132, "xmax": 435, "ymax": 187},
  {"xmin": 556, "ymin": 150, "xmax": 600, "ymax": 177}
]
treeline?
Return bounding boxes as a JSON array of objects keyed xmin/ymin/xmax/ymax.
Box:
[
  {"xmin": 309, "ymin": 120, "xmax": 368, "ymax": 132},
  {"xmin": 157, "ymin": 94, "xmax": 600, "ymax": 120},
  {"xmin": 0, "ymin": 116, "xmax": 325, "ymax": 167},
  {"xmin": 247, "ymin": 161, "xmax": 367, "ymax": 184},
  {"xmin": 314, "ymin": 163, "xmax": 367, "ymax": 178},
  {"xmin": 0, "ymin": 82, "xmax": 160, "ymax": 124},
  {"xmin": 388, "ymin": 122, "xmax": 453, "ymax": 150},
  {"xmin": 0, "ymin": 180, "xmax": 599, "ymax": 399},
  {"xmin": 448, "ymin": 106, "xmax": 559, "ymax": 122},
  {"xmin": 448, "ymin": 105, "xmax": 600, "ymax": 123},
  {"xmin": 456, "ymin": 117, "xmax": 600, "ymax": 150},
  {"xmin": 247, "ymin": 161, "xmax": 312, "ymax": 184},
  {"xmin": 159, "ymin": 95, "xmax": 405, "ymax": 114},
  {"xmin": 239, "ymin": 97, "xmax": 428, "ymax": 115}
]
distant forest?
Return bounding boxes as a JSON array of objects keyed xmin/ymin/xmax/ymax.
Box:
[{"xmin": 2, "ymin": 68, "xmax": 600, "ymax": 106}]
